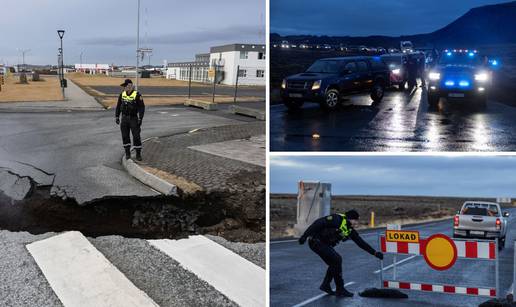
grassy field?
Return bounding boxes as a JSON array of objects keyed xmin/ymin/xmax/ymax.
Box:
[
  {"xmin": 0, "ymin": 74, "xmax": 63, "ymax": 102},
  {"xmin": 270, "ymin": 194, "xmax": 512, "ymax": 239}
]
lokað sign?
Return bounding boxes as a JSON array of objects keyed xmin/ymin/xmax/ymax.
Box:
[{"xmin": 385, "ymin": 230, "xmax": 420, "ymax": 243}]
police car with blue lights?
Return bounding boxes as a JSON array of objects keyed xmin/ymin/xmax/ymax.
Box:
[{"xmin": 427, "ymin": 49, "xmax": 492, "ymax": 108}]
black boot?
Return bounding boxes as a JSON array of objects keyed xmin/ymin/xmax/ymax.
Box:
[
  {"xmin": 334, "ymin": 271, "xmax": 353, "ymax": 297},
  {"xmin": 135, "ymin": 148, "xmax": 142, "ymax": 161},
  {"xmin": 320, "ymin": 269, "xmax": 334, "ymax": 295},
  {"xmin": 124, "ymin": 147, "xmax": 131, "ymax": 160},
  {"xmin": 335, "ymin": 287, "xmax": 353, "ymax": 297}
]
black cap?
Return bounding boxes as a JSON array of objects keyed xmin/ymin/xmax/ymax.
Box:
[
  {"xmin": 345, "ymin": 209, "xmax": 359, "ymax": 220},
  {"xmin": 120, "ymin": 79, "xmax": 133, "ymax": 87}
]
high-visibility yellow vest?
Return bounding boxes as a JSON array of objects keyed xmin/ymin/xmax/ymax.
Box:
[
  {"xmin": 338, "ymin": 214, "xmax": 351, "ymax": 238},
  {"xmin": 122, "ymin": 90, "xmax": 137, "ymax": 103}
]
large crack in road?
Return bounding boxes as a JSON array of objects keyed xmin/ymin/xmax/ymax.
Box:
[{"xmin": 0, "ymin": 169, "xmax": 264, "ymax": 243}]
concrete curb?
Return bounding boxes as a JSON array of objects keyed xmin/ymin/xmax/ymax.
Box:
[
  {"xmin": 122, "ymin": 155, "xmax": 178, "ymax": 196},
  {"xmin": 229, "ymin": 105, "xmax": 265, "ymax": 120},
  {"xmin": 184, "ymin": 99, "xmax": 218, "ymax": 110}
]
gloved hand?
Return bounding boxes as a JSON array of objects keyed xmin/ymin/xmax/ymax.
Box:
[
  {"xmin": 115, "ymin": 117, "xmax": 120, "ymax": 125},
  {"xmin": 298, "ymin": 235, "xmax": 307, "ymax": 245},
  {"xmin": 138, "ymin": 118, "xmax": 143, "ymax": 127},
  {"xmin": 375, "ymin": 251, "xmax": 384, "ymax": 260}
]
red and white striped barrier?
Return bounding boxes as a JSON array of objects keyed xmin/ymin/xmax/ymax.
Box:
[
  {"xmin": 383, "ymin": 280, "xmax": 496, "ymax": 298},
  {"xmin": 380, "ymin": 236, "xmax": 497, "ymax": 260},
  {"xmin": 378, "ymin": 234, "xmax": 499, "ymax": 299}
]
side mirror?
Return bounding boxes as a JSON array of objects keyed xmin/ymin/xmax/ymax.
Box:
[{"xmin": 503, "ymin": 212, "xmax": 510, "ymax": 217}]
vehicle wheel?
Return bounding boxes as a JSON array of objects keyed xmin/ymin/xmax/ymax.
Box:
[
  {"xmin": 428, "ymin": 94, "xmax": 439, "ymax": 108},
  {"xmin": 499, "ymin": 237, "xmax": 505, "ymax": 250},
  {"xmin": 476, "ymin": 95, "xmax": 487, "ymax": 109},
  {"xmin": 283, "ymin": 100, "xmax": 304, "ymax": 110},
  {"xmin": 370, "ymin": 84, "xmax": 385, "ymax": 103},
  {"xmin": 398, "ymin": 82, "xmax": 406, "ymax": 91},
  {"xmin": 322, "ymin": 89, "xmax": 340, "ymax": 110}
]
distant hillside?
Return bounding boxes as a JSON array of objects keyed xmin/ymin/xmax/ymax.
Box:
[{"xmin": 272, "ymin": 1, "xmax": 516, "ymax": 48}]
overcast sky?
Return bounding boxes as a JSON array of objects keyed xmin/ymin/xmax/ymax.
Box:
[
  {"xmin": 0, "ymin": 0, "xmax": 264, "ymax": 66},
  {"xmin": 271, "ymin": 0, "xmax": 511, "ymax": 36},
  {"xmin": 270, "ymin": 156, "xmax": 516, "ymax": 198}
]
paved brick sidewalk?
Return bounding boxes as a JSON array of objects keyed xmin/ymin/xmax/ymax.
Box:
[{"xmin": 139, "ymin": 122, "xmax": 265, "ymax": 193}]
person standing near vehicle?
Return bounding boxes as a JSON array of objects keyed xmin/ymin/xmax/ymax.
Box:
[
  {"xmin": 417, "ymin": 53, "xmax": 426, "ymax": 87},
  {"xmin": 407, "ymin": 55, "xmax": 418, "ymax": 91},
  {"xmin": 298, "ymin": 210, "xmax": 384, "ymax": 297},
  {"xmin": 115, "ymin": 79, "xmax": 145, "ymax": 161}
]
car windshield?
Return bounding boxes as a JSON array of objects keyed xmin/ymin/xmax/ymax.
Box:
[
  {"xmin": 439, "ymin": 53, "xmax": 482, "ymax": 65},
  {"xmin": 306, "ymin": 60, "xmax": 341, "ymax": 73}
]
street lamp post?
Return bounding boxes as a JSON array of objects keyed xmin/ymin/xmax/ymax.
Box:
[
  {"xmin": 57, "ymin": 30, "xmax": 65, "ymax": 99},
  {"xmin": 136, "ymin": 0, "xmax": 141, "ymax": 90}
]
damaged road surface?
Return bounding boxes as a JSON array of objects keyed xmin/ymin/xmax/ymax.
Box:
[
  {"xmin": 0, "ymin": 168, "xmax": 265, "ymax": 306},
  {"xmin": 0, "ymin": 107, "xmax": 265, "ymax": 306},
  {"xmin": 0, "ymin": 107, "xmax": 246, "ymax": 204}
]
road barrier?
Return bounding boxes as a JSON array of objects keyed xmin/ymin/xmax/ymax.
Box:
[{"xmin": 378, "ymin": 234, "xmax": 499, "ymax": 298}]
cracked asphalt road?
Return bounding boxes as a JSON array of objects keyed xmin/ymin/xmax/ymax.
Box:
[
  {"xmin": 270, "ymin": 207, "xmax": 516, "ymax": 307},
  {"xmin": 270, "ymin": 87, "xmax": 516, "ymax": 151},
  {"xmin": 0, "ymin": 105, "xmax": 254, "ymax": 204}
]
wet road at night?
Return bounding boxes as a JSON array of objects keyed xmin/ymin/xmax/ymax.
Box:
[{"xmin": 270, "ymin": 87, "xmax": 516, "ymax": 151}]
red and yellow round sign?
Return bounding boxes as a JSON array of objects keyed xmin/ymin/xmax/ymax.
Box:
[{"xmin": 423, "ymin": 234, "xmax": 457, "ymax": 271}]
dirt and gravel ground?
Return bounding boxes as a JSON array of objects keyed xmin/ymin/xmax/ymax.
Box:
[
  {"xmin": 67, "ymin": 73, "xmax": 263, "ymax": 107},
  {"xmin": 270, "ymin": 194, "xmax": 511, "ymax": 239},
  {"xmin": 0, "ymin": 74, "xmax": 63, "ymax": 102}
]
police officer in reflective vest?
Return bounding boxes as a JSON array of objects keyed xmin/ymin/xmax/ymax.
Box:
[
  {"xmin": 115, "ymin": 79, "xmax": 145, "ymax": 160},
  {"xmin": 299, "ymin": 210, "xmax": 383, "ymax": 297}
]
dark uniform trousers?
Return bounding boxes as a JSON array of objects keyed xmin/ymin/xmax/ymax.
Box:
[
  {"xmin": 308, "ymin": 238, "xmax": 345, "ymax": 289},
  {"xmin": 120, "ymin": 115, "xmax": 142, "ymax": 150}
]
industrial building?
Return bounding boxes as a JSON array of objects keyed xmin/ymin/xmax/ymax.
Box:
[
  {"xmin": 166, "ymin": 44, "xmax": 266, "ymax": 86},
  {"xmin": 74, "ymin": 64, "xmax": 112, "ymax": 74}
]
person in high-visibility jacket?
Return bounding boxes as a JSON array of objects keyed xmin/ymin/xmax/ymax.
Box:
[
  {"xmin": 115, "ymin": 79, "xmax": 145, "ymax": 160},
  {"xmin": 299, "ymin": 210, "xmax": 383, "ymax": 297}
]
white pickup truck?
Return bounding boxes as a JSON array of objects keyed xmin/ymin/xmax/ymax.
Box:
[{"xmin": 453, "ymin": 201, "xmax": 509, "ymax": 249}]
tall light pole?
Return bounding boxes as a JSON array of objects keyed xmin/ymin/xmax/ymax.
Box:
[
  {"xmin": 80, "ymin": 51, "xmax": 84, "ymax": 72},
  {"xmin": 57, "ymin": 30, "xmax": 65, "ymax": 99},
  {"xmin": 136, "ymin": 0, "xmax": 140, "ymax": 90},
  {"xmin": 17, "ymin": 49, "xmax": 30, "ymax": 72}
]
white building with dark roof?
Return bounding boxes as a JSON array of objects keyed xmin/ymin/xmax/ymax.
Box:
[{"xmin": 166, "ymin": 43, "xmax": 265, "ymax": 86}]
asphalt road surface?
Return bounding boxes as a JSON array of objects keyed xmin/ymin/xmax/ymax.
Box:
[
  {"xmin": 92, "ymin": 85, "xmax": 265, "ymax": 98},
  {"xmin": 270, "ymin": 87, "xmax": 516, "ymax": 151},
  {"xmin": 270, "ymin": 207, "xmax": 516, "ymax": 307},
  {"xmin": 0, "ymin": 104, "xmax": 258, "ymax": 204}
]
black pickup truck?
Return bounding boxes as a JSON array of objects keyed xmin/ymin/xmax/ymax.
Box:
[{"xmin": 280, "ymin": 56, "xmax": 390, "ymax": 110}]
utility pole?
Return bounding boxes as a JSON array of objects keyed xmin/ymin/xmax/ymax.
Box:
[
  {"xmin": 136, "ymin": 0, "xmax": 140, "ymax": 90},
  {"xmin": 80, "ymin": 51, "xmax": 84, "ymax": 72}
]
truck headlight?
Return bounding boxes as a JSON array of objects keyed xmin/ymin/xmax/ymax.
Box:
[
  {"xmin": 474, "ymin": 72, "xmax": 489, "ymax": 82},
  {"xmin": 281, "ymin": 79, "xmax": 286, "ymax": 89},
  {"xmin": 392, "ymin": 69, "xmax": 401, "ymax": 75},
  {"xmin": 312, "ymin": 80, "xmax": 322, "ymax": 90},
  {"xmin": 428, "ymin": 72, "xmax": 440, "ymax": 80}
]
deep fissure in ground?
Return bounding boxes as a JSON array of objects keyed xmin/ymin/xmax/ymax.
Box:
[{"xmin": 0, "ymin": 182, "xmax": 265, "ymax": 243}]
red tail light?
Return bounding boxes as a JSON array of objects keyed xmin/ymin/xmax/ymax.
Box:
[
  {"xmin": 454, "ymin": 215, "xmax": 459, "ymax": 227},
  {"xmin": 496, "ymin": 218, "xmax": 501, "ymax": 230}
]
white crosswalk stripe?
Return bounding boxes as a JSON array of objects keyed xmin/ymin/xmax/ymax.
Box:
[
  {"xmin": 26, "ymin": 231, "xmax": 159, "ymax": 307},
  {"xmin": 149, "ymin": 235, "xmax": 266, "ymax": 307},
  {"xmin": 25, "ymin": 231, "xmax": 264, "ymax": 306}
]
